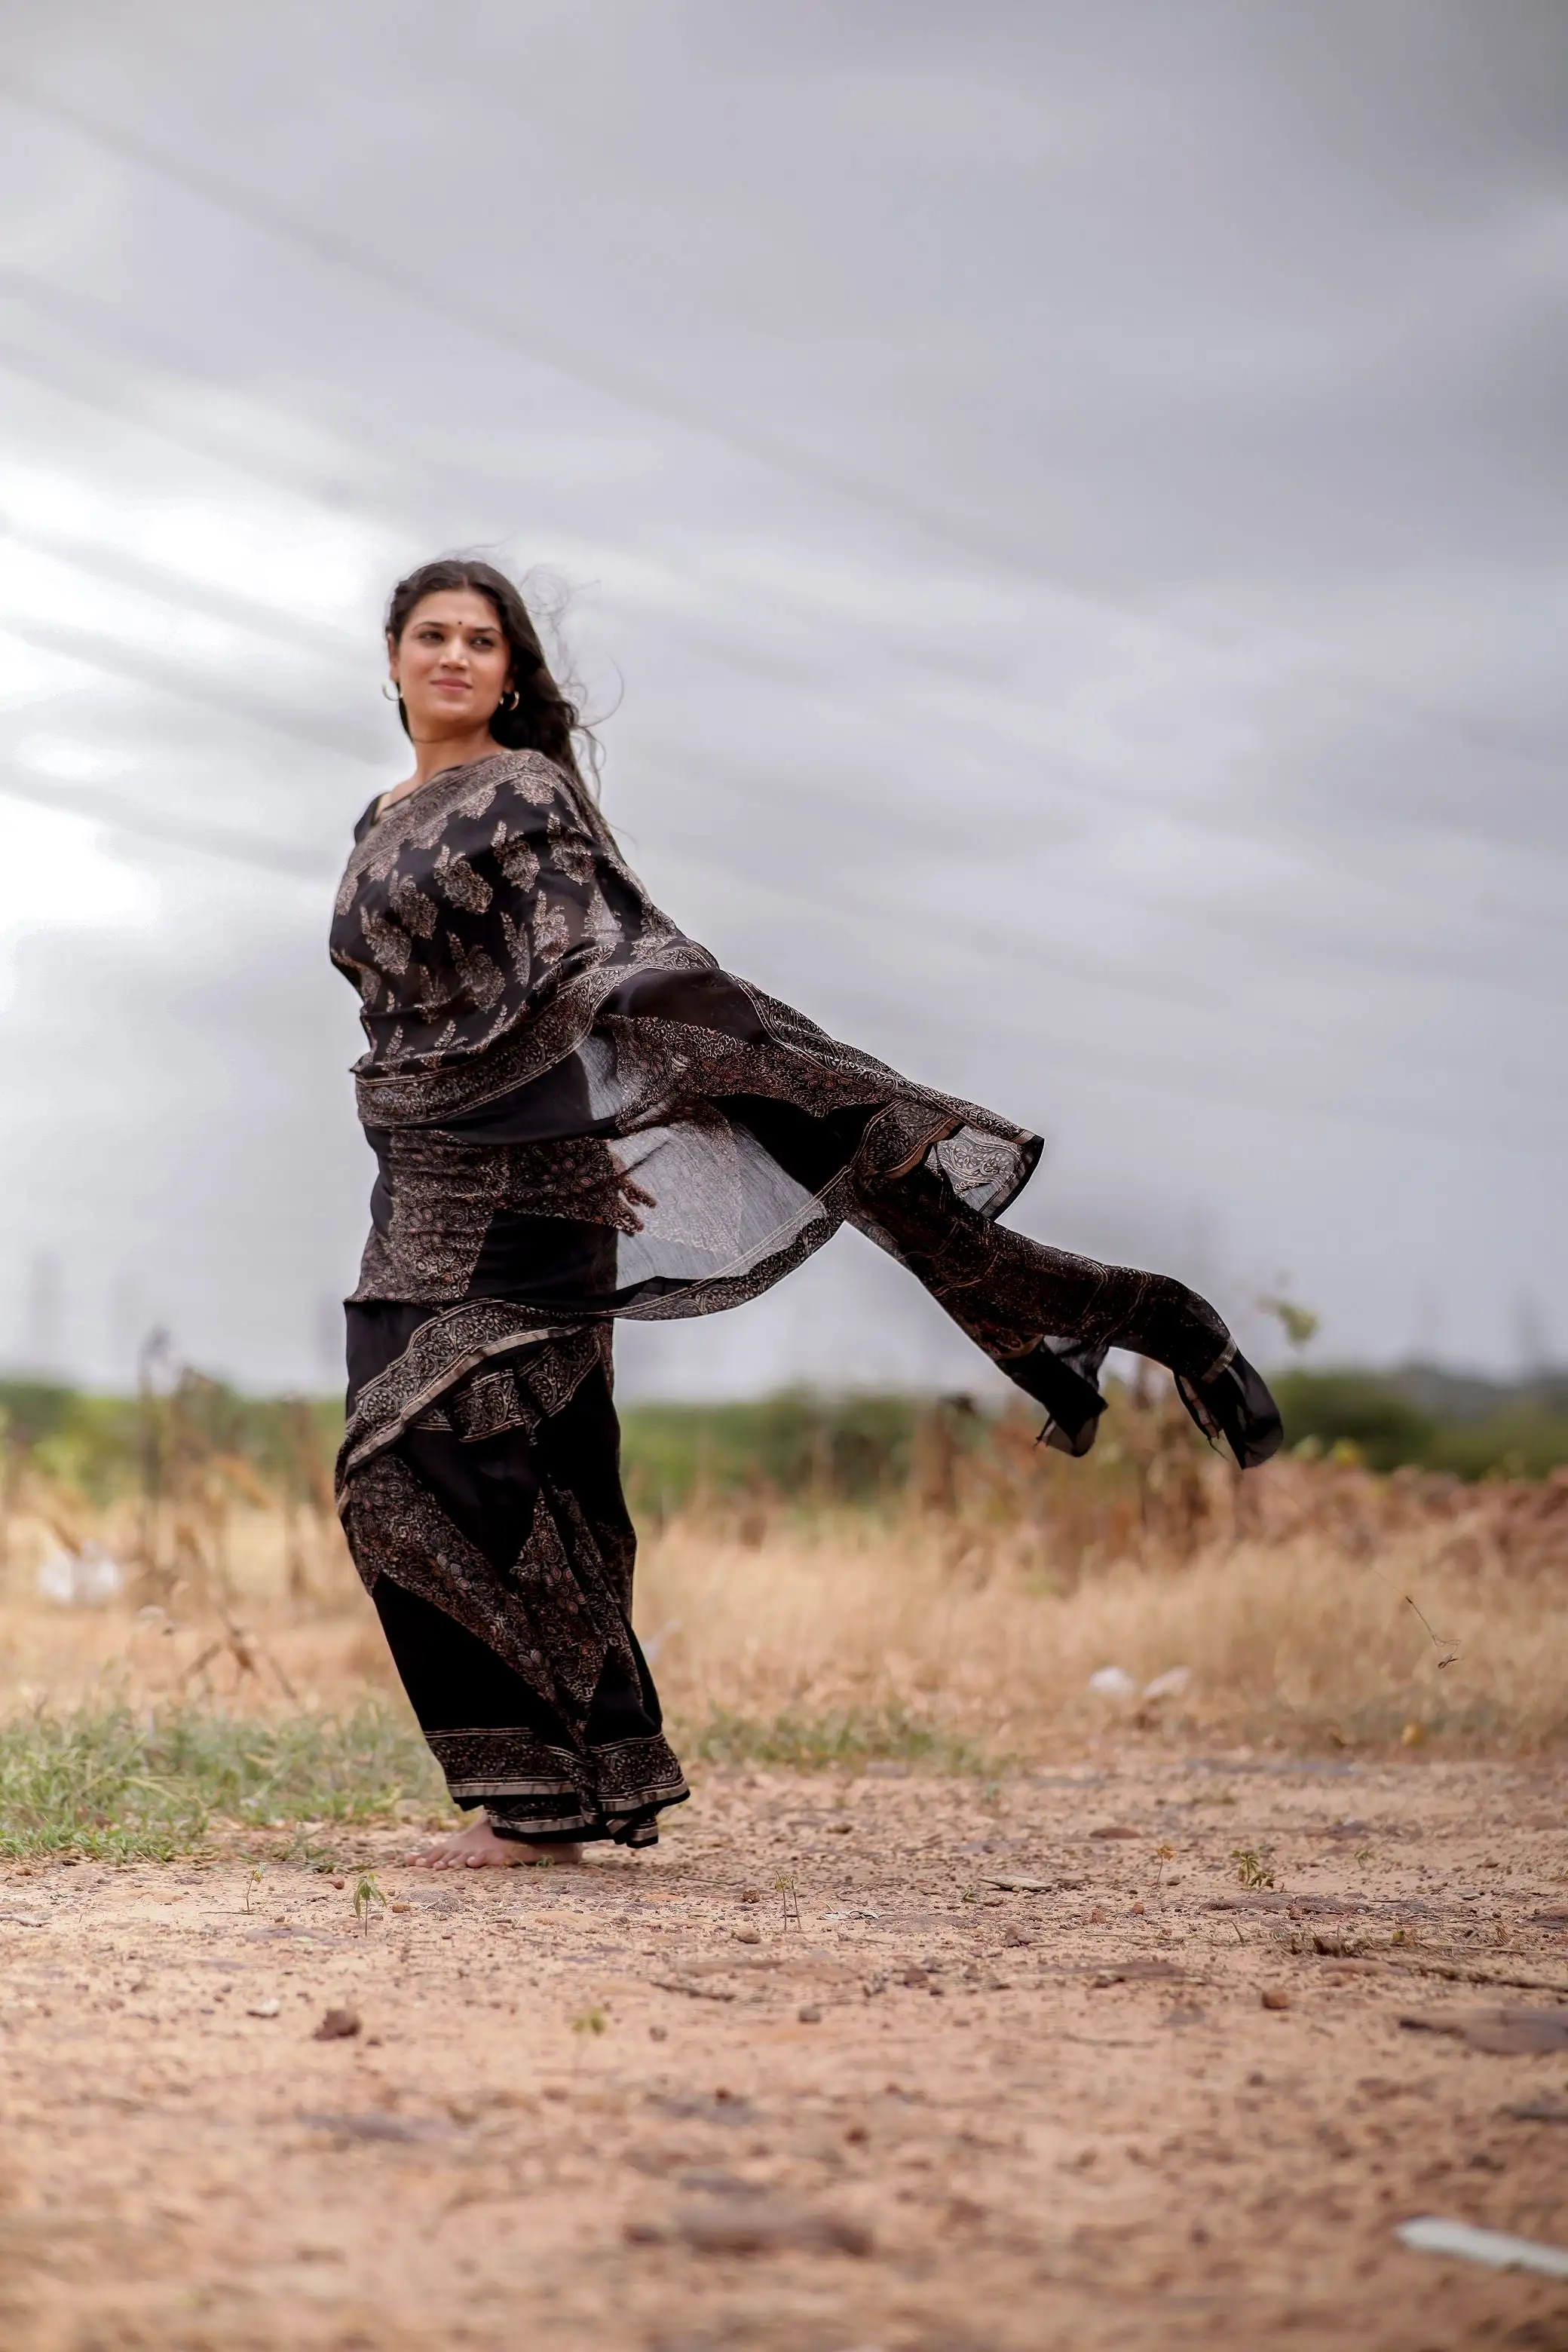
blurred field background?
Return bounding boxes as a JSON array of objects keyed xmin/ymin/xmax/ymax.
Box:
[
  {"xmin": 0, "ymin": 1355, "xmax": 1564, "ymax": 1861},
  {"xmin": 2, "ymin": 10, "xmax": 1565, "ymax": 1903}
]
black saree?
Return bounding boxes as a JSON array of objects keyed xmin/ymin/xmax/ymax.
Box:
[{"xmin": 331, "ymin": 747, "xmax": 1281, "ymax": 1848}]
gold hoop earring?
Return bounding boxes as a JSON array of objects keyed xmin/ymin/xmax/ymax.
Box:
[
  {"xmin": 382, "ymin": 681, "xmax": 400, "ymax": 703},
  {"xmin": 500, "ymin": 688, "xmax": 521, "ymax": 712}
]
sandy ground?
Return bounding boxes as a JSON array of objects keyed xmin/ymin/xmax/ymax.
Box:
[{"xmin": 2, "ymin": 1750, "xmax": 1566, "ymax": 2351}]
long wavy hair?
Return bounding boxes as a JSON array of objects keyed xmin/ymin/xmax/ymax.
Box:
[{"xmin": 384, "ymin": 558, "xmax": 596, "ymax": 789}]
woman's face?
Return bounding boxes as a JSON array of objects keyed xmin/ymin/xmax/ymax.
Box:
[{"xmin": 389, "ymin": 590, "xmax": 513, "ymax": 738}]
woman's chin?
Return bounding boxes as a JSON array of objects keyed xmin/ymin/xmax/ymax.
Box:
[{"xmin": 411, "ymin": 707, "xmax": 484, "ymax": 738}]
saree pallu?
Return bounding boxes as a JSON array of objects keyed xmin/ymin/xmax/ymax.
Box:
[{"xmin": 331, "ymin": 748, "xmax": 1282, "ymax": 1846}]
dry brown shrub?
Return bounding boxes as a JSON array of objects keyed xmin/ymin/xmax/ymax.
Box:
[
  {"xmin": 638, "ymin": 1487, "xmax": 1568, "ymax": 1759},
  {"xmin": 0, "ymin": 1377, "xmax": 1563, "ymax": 1758}
]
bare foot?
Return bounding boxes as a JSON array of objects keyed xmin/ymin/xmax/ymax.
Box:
[{"xmin": 404, "ymin": 1820, "xmax": 584, "ymax": 1870}]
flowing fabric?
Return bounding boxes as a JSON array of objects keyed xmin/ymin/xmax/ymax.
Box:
[
  {"xmin": 332, "ymin": 747, "xmax": 1281, "ymax": 1844},
  {"xmin": 342, "ymin": 1306, "xmax": 683, "ymax": 1844}
]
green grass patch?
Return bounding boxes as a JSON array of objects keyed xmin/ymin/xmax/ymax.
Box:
[
  {"xmin": 0, "ymin": 1702, "xmax": 445, "ymax": 1861},
  {"xmin": 0, "ymin": 1698, "xmax": 997, "ymax": 1863},
  {"xmin": 686, "ymin": 1703, "xmax": 997, "ymax": 1775}
]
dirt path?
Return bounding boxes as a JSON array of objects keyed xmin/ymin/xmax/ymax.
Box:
[{"xmin": 2, "ymin": 1750, "xmax": 1566, "ymax": 2350}]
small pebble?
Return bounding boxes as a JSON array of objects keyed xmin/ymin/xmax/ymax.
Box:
[
  {"xmin": 313, "ymin": 2006, "xmax": 361, "ymax": 2041},
  {"xmin": 798, "ymin": 2004, "xmax": 822, "ymax": 2024}
]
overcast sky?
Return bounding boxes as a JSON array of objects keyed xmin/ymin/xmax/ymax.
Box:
[{"xmin": 0, "ymin": 1, "xmax": 1563, "ymax": 1395}]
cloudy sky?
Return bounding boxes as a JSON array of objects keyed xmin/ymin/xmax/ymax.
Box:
[{"xmin": 0, "ymin": 1, "xmax": 1563, "ymax": 1395}]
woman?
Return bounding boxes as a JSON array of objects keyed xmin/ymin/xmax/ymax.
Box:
[{"xmin": 332, "ymin": 558, "xmax": 1282, "ymax": 1869}]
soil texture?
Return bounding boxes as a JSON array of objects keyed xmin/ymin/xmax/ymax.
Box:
[{"xmin": 2, "ymin": 1750, "xmax": 1566, "ymax": 2350}]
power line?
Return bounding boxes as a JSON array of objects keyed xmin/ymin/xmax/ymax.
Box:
[
  {"xmin": 0, "ymin": 318, "xmax": 369, "ymax": 518},
  {"xmin": 0, "ymin": 76, "xmax": 1079, "ymax": 590},
  {"xmin": 4, "ymin": 74, "xmax": 1564, "ymax": 801},
  {"xmin": 0, "ymin": 612, "xmax": 381, "ymax": 765},
  {"xmin": 1, "ymin": 528, "xmax": 1559, "ymax": 1020},
  {"xmin": 640, "ymin": 733, "xmax": 1567, "ymax": 1016},
  {"xmin": 659, "ymin": 825, "xmax": 1567, "ymax": 1153},
  {"xmin": 2, "ymin": 262, "xmax": 1563, "ymax": 923},
  {"xmin": 663, "ymin": 837, "xmax": 1568, "ymax": 1157},
  {"xmin": 0, "ymin": 754, "xmax": 1552, "ymax": 1157},
  {"xmin": 0, "ymin": 276, "xmax": 1560, "ymax": 1003},
  {"xmin": 9, "ymin": 500, "xmax": 1559, "ymax": 1012},
  {"xmin": 0, "ymin": 646, "xmax": 1554, "ymax": 1146},
  {"xmin": 0, "ymin": 511, "xmax": 363, "ymax": 662},
  {"xmin": 0, "ymin": 769, "xmax": 332, "ymax": 877},
  {"xmin": 0, "ymin": 320, "xmax": 1558, "ymax": 1006},
  {"xmin": 5, "ymin": 317, "xmax": 1564, "ymax": 986}
]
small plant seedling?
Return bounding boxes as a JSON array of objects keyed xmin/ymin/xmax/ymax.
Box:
[
  {"xmin": 1232, "ymin": 1847, "xmax": 1276, "ymax": 1891},
  {"xmin": 571, "ymin": 2006, "xmax": 608, "ymax": 2038},
  {"xmin": 775, "ymin": 1873, "xmax": 802, "ymax": 1931},
  {"xmin": 1154, "ymin": 1843, "xmax": 1176, "ymax": 1888},
  {"xmin": 243, "ymin": 1864, "xmax": 265, "ymax": 1916},
  {"xmin": 1258, "ymin": 1294, "xmax": 1320, "ymax": 1351},
  {"xmin": 353, "ymin": 1872, "xmax": 387, "ymax": 1933},
  {"xmin": 1355, "ymin": 1846, "xmax": 1374, "ymax": 1866}
]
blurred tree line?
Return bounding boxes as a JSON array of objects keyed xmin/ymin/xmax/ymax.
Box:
[
  {"xmin": 618, "ymin": 1368, "xmax": 1568, "ymax": 1504},
  {"xmin": 0, "ymin": 1377, "xmax": 341, "ymax": 1507},
  {"xmin": 2, "ymin": 1364, "xmax": 1565, "ymax": 1523},
  {"xmin": 1269, "ymin": 1366, "xmax": 1568, "ymax": 1481}
]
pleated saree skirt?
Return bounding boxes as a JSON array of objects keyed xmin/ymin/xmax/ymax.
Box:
[{"xmin": 339, "ymin": 1300, "xmax": 687, "ymax": 1847}]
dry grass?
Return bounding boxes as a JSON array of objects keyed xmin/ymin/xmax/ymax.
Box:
[
  {"xmin": 0, "ymin": 1373, "xmax": 1562, "ymax": 1786},
  {"xmin": 0, "ymin": 1424, "xmax": 1563, "ymax": 1774},
  {"xmin": 641, "ymin": 1504, "xmax": 1568, "ymax": 1759}
]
